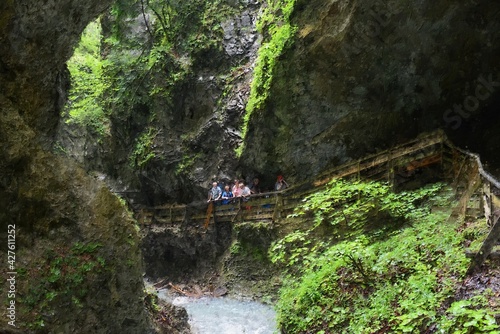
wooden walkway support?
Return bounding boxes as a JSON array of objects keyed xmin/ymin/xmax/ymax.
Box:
[
  {"xmin": 467, "ymin": 215, "xmax": 500, "ymax": 275},
  {"xmin": 204, "ymin": 202, "xmax": 214, "ymax": 229},
  {"xmin": 134, "ymin": 129, "xmax": 500, "ymax": 271},
  {"xmin": 455, "ymin": 148, "xmax": 500, "ymax": 274}
]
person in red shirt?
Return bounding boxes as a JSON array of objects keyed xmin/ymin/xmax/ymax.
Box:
[{"xmin": 275, "ymin": 175, "xmax": 289, "ymax": 191}]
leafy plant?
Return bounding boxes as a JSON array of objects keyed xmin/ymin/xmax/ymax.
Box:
[
  {"xmin": 293, "ymin": 179, "xmax": 444, "ymax": 229},
  {"xmin": 20, "ymin": 242, "xmax": 107, "ymax": 329},
  {"xmin": 129, "ymin": 127, "xmax": 160, "ymax": 168},
  {"xmin": 66, "ymin": 20, "xmax": 110, "ymax": 137},
  {"xmin": 438, "ymin": 296, "xmax": 499, "ymax": 333},
  {"xmin": 271, "ymin": 180, "xmax": 498, "ymax": 333},
  {"xmin": 175, "ymin": 152, "xmax": 201, "ymax": 175},
  {"xmin": 270, "ymin": 180, "xmax": 447, "ymax": 273},
  {"xmin": 236, "ymin": 0, "xmax": 298, "ymax": 157}
]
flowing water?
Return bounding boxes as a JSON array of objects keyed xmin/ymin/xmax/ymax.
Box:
[{"xmin": 158, "ymin": 289, "xmax": 278, "ymax": 334}]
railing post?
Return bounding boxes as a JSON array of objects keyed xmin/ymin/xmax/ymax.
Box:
[
  {"xmin": 239, "ymin": 198, "xmax": 243, "ymax": 223},
  {"xmin": 439, "ymin": 139, "xmax": 444, "ymax": 173},
  {"xmin": 387, "ymin": 150, "xmax": 395, "ymax": 190},
  {"xmin": 467, "ymin": 214, "xmax": 500, "ymax": 275},
  {"xmin": 273, "ymin": 193, "xmax": 282, "ymax": 221},
  {"xmin": 279, "ymin": 192, "xmax": 285, "ymax": 219},
  {"xmin": 357, "ymin": 160, "xmax": 361, "ymax": 181},
  {"xmin": 483, "ymin": 181, "xmax": 493, "ymax": 226},
  {"xmin": 183, "ymin": 206, "xmax": 188, "ymax": 224},
  {"xmin": 212, "ymin": 201, "xmax": 216, "ymax": 224}
]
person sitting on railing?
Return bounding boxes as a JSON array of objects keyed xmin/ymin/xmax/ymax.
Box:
[
  {"xmin": 275, "ymin": 175, "xmax": 289, "ymax": 191},
  {"xmin": 221, "ymin": 184, "xmax": 234, "ymax": 205},
  {"xmin": 207, "ymin": 181, "xmax": 222, "ymax": 203}
]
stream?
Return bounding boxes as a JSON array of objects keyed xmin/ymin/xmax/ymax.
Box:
[{"xmin": 158, "ymin": 289, "xmax": 278, "ymax": 334}]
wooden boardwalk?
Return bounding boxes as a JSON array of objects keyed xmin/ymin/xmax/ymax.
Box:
[
  {"xmin": 136, "ymin": 130, "xmax": 448, "ymax": 225},
  {"xmin": 134, "ymin": 129, "xmax": 500, "ymax": 271}
]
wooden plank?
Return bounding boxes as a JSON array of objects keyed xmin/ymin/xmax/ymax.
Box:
[
  {"xmin": 136, "ymin": 130, "xmax": 500, "ymax": 230},
  {"xmin": 204, "ymin": 202, "xmax": 214, "ymax": 229},
  {"xmin": 191, "ymin": 214, "xmax": 209, "ymax": 220},
  {"xmin": 215, "ymin": 215, "xmax": 238, "ymax": 222},
  {"xmin": 312, "ymin": 134, "xmax": 444, "ymax": 187}
]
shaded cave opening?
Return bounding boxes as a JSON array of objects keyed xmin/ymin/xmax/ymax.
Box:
[{"xmin": 449, "ymin": 93, "xmax": 500, "ymax": 176}]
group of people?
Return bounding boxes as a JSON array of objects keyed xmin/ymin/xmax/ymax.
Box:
[{"xmin": 207, "ymin": 175, "xmax": 289, "ymax": 203}]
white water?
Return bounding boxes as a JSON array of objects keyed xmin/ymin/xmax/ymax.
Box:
[{"xmin": 158, "ymin": 290, "xmax": 278, "ymax": 334}]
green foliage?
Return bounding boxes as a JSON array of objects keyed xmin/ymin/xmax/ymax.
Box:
[
  {"xmin": 230, "ymin": 241, "xmax": 242, "ymax": 255},
  {"xmin": 129, "ymin": 127, "xmax": 160, "ymax": 168},
  {"xmin": 438, "ymin": 296, "xmax": 499, "ymax": 333},
  {"xmin": 236, "ymin": 0, "xmax": 297, "ymax": 157},
  {"xmin": 104, "ymin": 0, "xmax": 236, "ymax": 113},
  {"xmin": 65, "ymin": 0, "xmax": 240, "ymax": 170},
  {"xmin": 20, "ymin": 242, "xmax": 106, "ymax": 329},
  {"xmin": 231, "ymin": 224, "xmax": 273, "ymax": 262},
  {"xmin": 293, "ymin": 179, "xmax": 444, "ymax": 228},
  {"xmin": 90, "ymin": 0, "xmax": 240, "ymax": 172},
  {"xmin": 176, "ymin": 152, "xmax": 201, "ymax": 175},
  {"xmin": 270, "ymin": 181, "xmax": 447, "ymax": 272},
  {"xmin": 66, "ymin": 20, "xmax": 110, "ymax": 137},
  {"xmin": 271, "ymin": 180, "xmax": 498, "ymax": 333},
  {"xmin": 144, "ymin": 286, "xmax": 161, "ymax": 312},
  {"xmin": 145, "ymin": 0, "xmax": 234, "ymax": 53}
]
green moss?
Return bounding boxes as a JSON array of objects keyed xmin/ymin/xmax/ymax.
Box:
[
  {"xmin": 176, "ymin": 152, "xmax": 201, "ymax": 175},
  {"xmin": 129, "ymin": 127, "xmax": 160, "ymax": 168},
  {"xmin": 230, "ymin": 241, "xmax": 242, "ymax": 255},
  {"xmin": 236, "ymin": 0, "xmax": 298, "ymax": 157},
  {"xmin": 233, "ymin": 221, "xmax": 275, "ymax": 262},
  {"xmin": 19, "ymin": 242, "xmax": 107, "ymax": 330}
]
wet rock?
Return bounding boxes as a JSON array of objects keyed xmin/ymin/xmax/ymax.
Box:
[
  {"xmin": 146, "ymin": 293, "xmax": 191, "ymax": 334},
  {"xmin": 0, "ymin": 1, "xmax": 156, "ymax": 332},
  {"xmin": 242, "ymin": 0, "xmax": 500, "ymax": 183},
  {"xmin": 56, "ymin": 1, "xmax": 263, "ymax": 206},
  {"xmin": 222, "ymin": 10, "xmax": 258, "ymax": 57}
]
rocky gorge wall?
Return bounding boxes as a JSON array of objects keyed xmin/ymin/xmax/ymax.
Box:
[
  {"xmin": 242, "ymin": 0, "xmax": 500, "ymax": 182},
  {"xmin": 0, "ymin": 0, "xmax": 159, "ymax": 332},
  {"xmin": 1, "ymin": 0, "xmax": 497, "ymax": 331},
  {"xmin": 56, "ymin": 0, "xmax": 500, "ymax": 208},
  {"xmin": 56, "ymin": 0, "xmax": 263, "ymax": 206}
]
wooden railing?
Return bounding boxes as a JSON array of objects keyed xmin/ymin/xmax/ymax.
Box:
[
  {"xmin": 136, "ymin": 130, "xmax": 448, "ymax": 226},
  {"xmin": 451, "ymin": 146, "xmax": 500, "ymax": 274},
  {"xmin": 312, "ymin": 130, "xmax": 446, "ymax": 188},
  {"xmin": 134, "ymin": 129, "xmax": 500, "ymax": 269}
]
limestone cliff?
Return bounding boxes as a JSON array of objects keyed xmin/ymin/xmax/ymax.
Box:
[
  {"xmin": 0, "ymin": 0, "xmax": 156, "ymax": 332},
  {"xmin": 242, "ymin": 0, "xmax": 500, "ymax": 182},
  {"xmin": 2, "ymin": 0, "xmax": 497, "ymax": 331},
  {"xmin": 56, "ymin": 0, "xmax": 262, "ymax": 205},
  {"xmin": 56, "ymin": 0, "xmax": 499, "ymax": 207}
]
